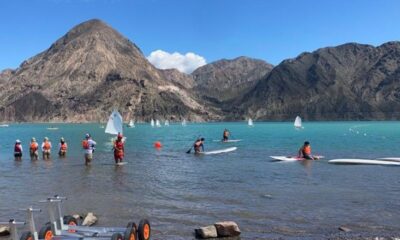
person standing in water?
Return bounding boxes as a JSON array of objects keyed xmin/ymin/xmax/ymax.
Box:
[
  {"xmin": 29, "ymin": 138, "xmax": 39, "ymax": 161},
  {"xmin": 14, "ymin": 140, "xmax": 23, "ymax": 160},
  {"xmin": 113, "ymin": 133, "xmax": 125, "ymax": 164},
  {"xmin": 82, "ymin": 133, "xmax": 96, "ymax": 166},
  {"xmin": 58, "ymin": 137, "xmax": 68, "ymax": 157},
  {"xmin": 222, "ymin": 129, "xmax": 230, "ymax": 142},
  {"xmin": 41, "ymin": 137, "xmax": 52, "ymax": 160},
  {"xmin": 298, "ymin": 141, "xmax": 316, "ymax": 160},
  {"xmin": 193, "ymin": 138, "xmax": 205, "ymax": 154}
]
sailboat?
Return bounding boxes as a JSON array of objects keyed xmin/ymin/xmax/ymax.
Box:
[
  {"xmin": 182, "ymin": 119, "xmax": 187, "ymax": 126},
  {"xmin": 165, "ymin": 120, "xmax": 169, "ymax": 126},
  {"xmin": 127, "ymin": 119, "xmax": 135, "ymax": 128},
  {"xmin": 105, "ymin": 110, "xmax": 125, "ymax": 141},
  {"xmin": 294, "ymin": 116, "xmax": 303, "ymax": 129},
  {"xmin": 248, "ymin": 118, "xmax": 254, "ymax": 126},
  {"xmin": 150, "ymin": 119, "xmax": 155, "ymax": 127},
  {"xmin": 156, "ymin": 120, "xmax": 161, "ymax": 127}
]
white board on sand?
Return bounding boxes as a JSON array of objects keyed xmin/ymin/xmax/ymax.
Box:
[
  {"xmin": 376, "ymin": 157, "xmax": 400, "ymax": 162},
  {"xmin": 329, "ymin": 159, "xmax": 400, "ymax": 166},
  {"xmin": 213, "ymin": 139, "xmax": 242, "ymax": 143},
  {"xmin": 270, "ymin": 155, "xmax": 324, "ymax": 161},
  {"xmin": 199, "ymin": 147, "xmax": 237, "ymax": 155}
]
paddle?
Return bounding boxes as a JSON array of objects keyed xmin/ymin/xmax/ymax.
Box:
[{"xmin": 186, "ymin": 135, "xmax": 201, "ymax": 154}]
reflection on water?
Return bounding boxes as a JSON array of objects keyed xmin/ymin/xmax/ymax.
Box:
[{"xmin": 0, "ymin": 122, "xmax": 399, "ymax": 239}]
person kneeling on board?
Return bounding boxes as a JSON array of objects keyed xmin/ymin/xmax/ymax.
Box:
[
  {"xmin": 113, "ymin": 133, "xmax": 125, "ymax": 164},
  {"xmin": 58, "ymin": 137, "xmax": 68, "ymax": 157},
  {"xmin": 42, "ymin": 137, "xmax": 52, "ymax": 160},
  {"xmin": 298, "ymin": 141, "xmax": 316, "ymax": 160},
  {"xmin": 30, "ymin": 138, "xmax": 39, "ymax": 161},
  {"xmin": 222, "ymin": 129, "xmax": 230, "ymax": 142},
  {"xmin": 82, "ymin": 133, "xmax": 96, "ymax": 166},
  {"xmin": 14, "ymin": 139, "xmax": 23, "ymax": 161},
  {"xmin": 194, "ymin": 138, "xmax": 205, "ymax": 154}
]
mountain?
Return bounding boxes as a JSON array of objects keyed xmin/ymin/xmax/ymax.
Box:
[
  {"xmin": 192, "ymin": 57, "xmax": 273, "ymax": 103},
  {"xmin": 160, "ymin": 68, "xmax": 195, "ymax": 89},
  {"xmin": 0, "ymin": 19, "xmax": 219, "ymax": 122},
  {"xmin": 240, "ymin": 42, "xmax": 400, "ymax": 120}
]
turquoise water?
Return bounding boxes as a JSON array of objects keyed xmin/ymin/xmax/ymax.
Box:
[{"xmin": 0, "ymin": 122, "xmax": 399, "ymax": 239}]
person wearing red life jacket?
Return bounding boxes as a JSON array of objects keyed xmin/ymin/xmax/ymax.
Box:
[
  {"xmin": 41, "ymin": 137, "xmax": 52, "ymax": 160},
  {"xmin": 113, "ymin": 133, "xmax": 125, "ymax": 164},
  {"xmin": 29, "ymin": 137, "xmax": 39, "ymax": 161},
  {"xmin": 58, "ymin": 137, "xmax": 68, "ymax": 157},
  {"xmin": 298, "ymin": 141, "xmax": 317, "ymax": 160},
  {"xmin": 14, "ymin": 139, "xmax": 23, "ymax": 161}
]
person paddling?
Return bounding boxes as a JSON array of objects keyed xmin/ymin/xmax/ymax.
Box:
[
  {"xmin": 193, "ymin": 138, "xmax": 205, "ymax": 154},
  {"xmin": 30, "ymin": 138, "xmax": 39, "ymax": 161},
  {"xmin": 82, "ymin": 133, "xmax": 96, "ymax": 166},
  {"xmin": 113, "ymin": 133, "xmax": 125, "ymax": 164},
  {"xmin": 298, "ymin": 141, "xmax": 316, "ymax": 160},
  {"xmin": 14, "ymin": 140, "xmax": 23, "ymax": 161},
  {"xmin": 222, "ymin": 129, "xmax": 230, "ymax": 142},
  {"xmin": 58, "ymin": 137, "xmax": 68, "ymax": 157},
  {"xmin": 42, "ymin": 137, "xmax": 52, "ymax": 160}
]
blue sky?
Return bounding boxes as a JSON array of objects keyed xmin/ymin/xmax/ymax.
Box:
[{"xmin": 1, "ymin": 0, "xmax": 400, "ymax": 71}]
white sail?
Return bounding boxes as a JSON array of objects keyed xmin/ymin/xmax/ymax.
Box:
[
  {"xmin": 165, "ymin": 120, "xmax": 169, "ymax": 126},
  {"xmin": 105, "ymin": 110, "xmax": 123, "ymax": 135},
  {"xmin": 156, "ymin": 119, "xmax": 161, "ymax": 127},
  {"xmin": 128, "ymin": 119, "xmax": 135, "ymax": 128},
  {"xmin": 248, "ymin": 118, "xmax": 253, "ymax": 126},
  {"xmin": 182, "ymin": 119, "xmax": 187, "ymax": 126},
  {"xmin": 294, "ymin": 116, "xmax": 302, "ymax": 128},
  {"xmin": 150, "ymin": 119, "xmax": 155, "ymax": 127}
]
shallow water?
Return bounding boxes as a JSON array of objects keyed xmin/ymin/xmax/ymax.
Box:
[{"xmin": 0, "ymin": 122, "xmax": 399, "ymax": 239}]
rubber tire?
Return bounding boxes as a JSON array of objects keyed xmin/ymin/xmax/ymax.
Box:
[
  {"xmin": 111, "ymin": 233, "xmax": 124, "ymax": 240},
  {"xmin": 138, "ymin": 219, "xmax": 151, "ymax": 240},
  {"xmin": 38, "ymin": 225, "xmax": 53, "ymax": 240},
  {"xmin": 124, "ymin": 222, "xmax": 137, "ymax": 240},
  {"xmin": 20, "ymin": 231, "xmax": 33, "ymax": 240}
]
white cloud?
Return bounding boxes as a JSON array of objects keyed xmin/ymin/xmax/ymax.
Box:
[{"xmin": 147, "ymin": 50, "xmax": 206, "ymax": 74}]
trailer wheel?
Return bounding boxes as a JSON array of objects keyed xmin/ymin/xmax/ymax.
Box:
[
  {"xmin": 39, "ymin": 225, "xmax": 53, "ymax": 240},
  {"xmin": 138, "ymin": 219, "xmax": 151, "ymax": 240},
  {"xmin": 20, "ymin": 231, "xmax": 33, "ymax": 240},
  {"xmin": 124, "ymin": 222, "xmax": 137, "ymax": 240},
  {"xmin": 111, "ymin": 233, "xmax": 124, "ymax": 240}
]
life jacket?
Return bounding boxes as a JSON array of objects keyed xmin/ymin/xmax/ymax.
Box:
[
  {"xmin": 303, "ymin": 145, "xmax": 311, "ymax": 155},
  {"xmin": 14, "ymin": 144, "xmax": 22, "ymax": 153},
  {"xmin": 43, "ymin": 142, "xmax": 51, "ymax": 150},
  {"xmin": 60, "ymin": 142, "xmax": 68, "ymax": 151},
  {"xmin": 114, "ymin": 141, "xmax": 124, "ymax": 151},
  {"xmin": 82, "ymin": 140, "xmax": 89, "ymax": 149},
  {"xmin": 30, "ymin": 142, "xmax": 38, "ymax": 151}
]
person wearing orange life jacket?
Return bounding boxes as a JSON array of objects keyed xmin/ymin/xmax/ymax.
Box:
[
  {"xmin": 58, "ymin": 137, "xmax": 68, "ymax": 157},
  {"xmin": 14, "ymin": 139, "xmax": 23, "ymax": 161},
  {"xmin": 29, "ymin": 137, "xmax": 39, "ymax": 161},
  {"xmin": 113, "ymin": 133, "xmax": 125, "ymax": 164},
  {"xmin": 41, "ymin": 137, "xmax": 52, "ymax": 160},
  {"xmin": 82, "ymin": 133, "xmax": 96, "ymax": 166},
  {"xmin": 298, "ymin": 141, "xmax": 316, "ymax": 160}
]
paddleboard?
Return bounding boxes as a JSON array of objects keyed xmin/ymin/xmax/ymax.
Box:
[
  {"xmin": 116, "ymin": 162, "xmax": 128, "ymax": 166},
  {"xmin": 270, "ymin": 155, "xmax": 324, "ymax": 161},
  {"xmin": 199, "ymin": 147, "xmax": 237, "ymax": 155},
  {"xmin": 213, "ymin": 139, "xmax": 242, "ymax": 143},
  {"xmin": 329, "ymin": 159, "xmax": 400, "ymax": 166},
  {"xmin": 376, "ymin": 157, "xmax": 400, "ymax": 162}
]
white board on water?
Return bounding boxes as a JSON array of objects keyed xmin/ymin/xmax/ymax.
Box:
[
  {"xmin": 213, "ymin": 139, "xmax": 242, "ymax": 142},
  {"xmin": 329, "ymin": 159, "xmax": 400, "ymax": 166},
  {"xmin": 116, "ymin": 162, "xmax": 128, "ymax": 166},
  {"xmin": 376, "ymin": 157, "xmax": 400, "ymax": 162},
  {"xmin": 199, "ymin": 147, "xmax": 237, "ymax": 155},
  {"xmin": 105, "ymin": 110, "xmax": 123, "ymax": 135},
  {"xmin": 270, "ymin": 155, "xmax": 324, "ymax": 161}
]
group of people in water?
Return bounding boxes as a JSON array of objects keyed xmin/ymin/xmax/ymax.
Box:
[{"xmin": 13, "ymin": 132, "xmax": 126, "ymax": 165}]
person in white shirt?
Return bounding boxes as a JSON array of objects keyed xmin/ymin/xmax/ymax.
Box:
[{"xmin": 82, "ymin": 133, "xmax": 96, "ymax": 165}]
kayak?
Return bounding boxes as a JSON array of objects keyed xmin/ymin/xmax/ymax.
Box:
[
  {"xmin": 329, "ymin": 159, "xmax": 400, "ymax": 166},
  {"xmin": 270, "ymin": 155, "xmax": 324, "ymax": 161},
  {"xmin": 198, "ymin": 147, "xmax": 237, "ymax": 155},
  {"xmin": 212, "ymin": 139, "xmax": 242, "ymax": 143}
]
